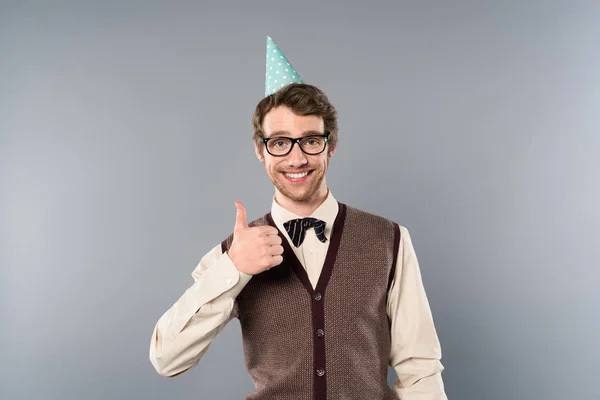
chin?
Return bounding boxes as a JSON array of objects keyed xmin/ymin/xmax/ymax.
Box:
[{"xmin": 274, "ymin": 177, "xmax": 324, "ymax": 203}]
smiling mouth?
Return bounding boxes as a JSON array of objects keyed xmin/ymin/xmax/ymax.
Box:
[
  {"xmin": 284, "ymin": 170, "xmax": 310, "ymax": 178},
  {"xmin": 281, "ymin": 170, "xmax": 313, "ymax": 181}
]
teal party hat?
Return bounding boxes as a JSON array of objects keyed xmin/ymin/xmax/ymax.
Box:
[{"xmin": 265, "ymin": 36, "xmax": 303, "ymax": 96}]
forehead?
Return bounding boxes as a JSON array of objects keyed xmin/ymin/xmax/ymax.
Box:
[{"xmin": 262, "ymin": 106, "xmax": 324, "ymax": 137}]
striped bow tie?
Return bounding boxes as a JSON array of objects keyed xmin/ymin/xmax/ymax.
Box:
[{"xmin": 283, "ymin": 217, "xmax": 328, "ymax": 248}]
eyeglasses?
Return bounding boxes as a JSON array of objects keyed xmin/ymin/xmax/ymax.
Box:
[{"xmin": 261, "ymin": 132, "xmax": 330, "ymax": 156}]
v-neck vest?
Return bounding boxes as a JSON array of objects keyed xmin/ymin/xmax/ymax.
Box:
[{"xmin": 220, "ymin": 202, "xmax": 401, "ymax": 400}]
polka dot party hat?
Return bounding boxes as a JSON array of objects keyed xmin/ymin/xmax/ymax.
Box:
[{"xmin": 265, "ymin": 36, "xmax": 304, "ymax": 96}]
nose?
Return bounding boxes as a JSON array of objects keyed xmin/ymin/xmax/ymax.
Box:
[{"xmin": 287, "ymin": 142, "xmax": 308, "ymax": 167}]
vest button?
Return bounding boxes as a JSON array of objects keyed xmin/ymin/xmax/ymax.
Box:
[
  {"xmin": 316, "ymin": 367, "xmax": 325, "ymax": 377},
  {"xmin": 314, "ymin": 292, "xmax": 322, "ymax": 301},
  {"xmin": 316, "ymin": 329, "xmax": 324, "ymax": 338}
]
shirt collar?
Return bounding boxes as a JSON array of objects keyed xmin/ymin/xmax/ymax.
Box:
[{"xmin": 270, "ymin": 189, "xmax": 339, "ymax": 240}]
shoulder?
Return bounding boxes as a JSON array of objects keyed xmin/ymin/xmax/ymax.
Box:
[
  {"xmin": 343, "ymin": 203, "xmax": 404, "ymax": 230},
  {"xmin": 339, "ymin": 203, "xmax": 418, "ymax": 255},
  {"xmin": 341, "ymin": 203, "xmax": 408, "ymax": 246}
]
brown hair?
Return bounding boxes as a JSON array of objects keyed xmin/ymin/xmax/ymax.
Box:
[{"xmin": 252, "ymin": 83, "xmax": 338, "ymax": 156}]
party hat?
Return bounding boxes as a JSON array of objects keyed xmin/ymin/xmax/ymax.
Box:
[{"xmin": 265, "ymin": 36, "xmax": 303, "ymax": 96}]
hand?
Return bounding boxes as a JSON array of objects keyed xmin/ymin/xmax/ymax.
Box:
[{"xmin": 227, "ymin": 201, "xmax": 284, "ymax": 275}]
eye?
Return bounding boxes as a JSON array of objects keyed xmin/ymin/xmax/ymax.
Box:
[{"xmin": 303, "ymin": 137, "xmax": 322, "ymax": 146}]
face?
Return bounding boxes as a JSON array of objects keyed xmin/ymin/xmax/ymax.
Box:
[{"xmin": 255, "ymin": 106, "xmax": 335, "ymax": 204}]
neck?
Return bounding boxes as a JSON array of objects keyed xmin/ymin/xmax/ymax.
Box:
[{"xmin": 275, "ymin": 186, "xmax": 329, "ymax": 217}]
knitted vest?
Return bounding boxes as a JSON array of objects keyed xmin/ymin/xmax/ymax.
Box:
[{"xmin": 220, "ymin": 202, "xmax": 401, "ymax": 400}]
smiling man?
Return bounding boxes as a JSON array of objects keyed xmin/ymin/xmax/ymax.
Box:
[
  {"xmin": 149, "ymin": 37, "xmax": 447, "ymax": 400},
  {"xmin": 256, "ymin": 105, "xmax": 331, "ymax": 214}
]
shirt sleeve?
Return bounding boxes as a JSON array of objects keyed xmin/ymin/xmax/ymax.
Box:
[
  {"xmin": 387, "ymin": 226, "xmax": 448, "ymax": 399},
  {"xmin": 149, "ymin": 243, "xmax": 252, "ymax": 377}
]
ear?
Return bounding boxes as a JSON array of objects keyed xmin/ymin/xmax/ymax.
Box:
[
  {"xmin": 328, "ymin": 144, "xmax": 336, "ymax": 158},
  {"xmin": 254, "ymin": 143, "xmax": 265, "ymax": 162}
]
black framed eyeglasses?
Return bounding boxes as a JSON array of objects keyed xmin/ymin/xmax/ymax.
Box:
[{"xmin": 261, "ymin": 132, "xmax": 330, "ymax": 156}]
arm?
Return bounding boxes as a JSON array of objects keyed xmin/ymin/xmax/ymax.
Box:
[
  {"xmin": 387, "ymin": 226, "xmax": 448, "ymax": 399},
  {"xmin": 149, "ymin": 244, "xmax": 252, "ymax": 377}
]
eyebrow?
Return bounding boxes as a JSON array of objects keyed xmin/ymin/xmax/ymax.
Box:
[{"xmin": 265, "ymin": 130, "xmax": 323, "ymax": 138}]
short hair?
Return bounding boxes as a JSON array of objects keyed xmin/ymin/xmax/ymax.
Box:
[{"xmin": 252, "ymin": 83, "xmax": 338, "ymax": 155}]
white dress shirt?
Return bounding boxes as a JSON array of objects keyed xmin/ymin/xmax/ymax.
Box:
[{"xmin": 149, "ymin": 190, "xmax": 447, "ymax": 399}]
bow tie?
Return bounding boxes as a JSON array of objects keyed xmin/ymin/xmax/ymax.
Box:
[{"xmin": 283, "ymin": 217, "xmax": 328, "ymax": 248}]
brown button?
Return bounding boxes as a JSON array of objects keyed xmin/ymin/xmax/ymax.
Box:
[
  {"xmin": 316, "ymin": 329, "xmax": 324, "ymax": 338},
  {"xmin": 316, "ymin": 367, "xmax": 325, "ymax": 377},
  {"xmin": 314, "ymin": 292, "xmax": 322, "ymax": 301}
]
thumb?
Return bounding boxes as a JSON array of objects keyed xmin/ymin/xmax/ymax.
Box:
[{"xmin": 234, "ymin": 201, "xmax": 248, "ymax": 232}]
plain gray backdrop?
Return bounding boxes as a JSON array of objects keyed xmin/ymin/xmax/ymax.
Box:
[{"xmin": 1, "ymin": 1, "xmax": 599, "ymax": 399}]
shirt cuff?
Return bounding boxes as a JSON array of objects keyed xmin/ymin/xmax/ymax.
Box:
[
  {"xmin": 220, "ymin": 251, "xmax": 253, "ymax": 297},
  {"xmin": 167, "ymin": 252, "xmax": 252, "ymax": 338}
]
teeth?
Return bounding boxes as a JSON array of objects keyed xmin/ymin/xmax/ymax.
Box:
[{"xmin": 285, "ymin": 171, "xmax": 309, "ymax": 179}]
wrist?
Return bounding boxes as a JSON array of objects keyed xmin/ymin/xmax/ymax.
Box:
[{"xmin": 226, "ymin": 250, "xmax": 244, "ymax": 273}]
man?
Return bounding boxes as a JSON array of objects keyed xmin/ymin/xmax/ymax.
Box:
[{"xmin": 150, "ymin": 37, "xmax": 447, "ymax": 400}]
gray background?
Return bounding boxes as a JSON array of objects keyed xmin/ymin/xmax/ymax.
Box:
[{"xmin": 1, "ymin": 1, "xmax": 599, "ymax": 399}]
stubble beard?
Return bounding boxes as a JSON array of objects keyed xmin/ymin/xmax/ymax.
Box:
[{"xmin": 270, "ymin": 165, "xmax": 326, "ymax": 203}]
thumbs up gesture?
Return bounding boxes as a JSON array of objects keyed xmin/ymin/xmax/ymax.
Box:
[{"xmin": 227, "ymin": 201, "xmax": 284, "ymax": 275}]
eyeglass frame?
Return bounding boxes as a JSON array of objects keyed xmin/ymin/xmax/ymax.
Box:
[{"xmin": 260, "ymin": 132, "xmax": 331, "ymax": 157}]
